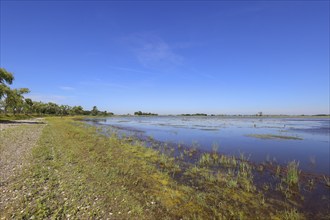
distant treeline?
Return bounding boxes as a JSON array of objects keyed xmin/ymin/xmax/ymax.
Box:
[
  {"xmin": 134, "ymin": 111, "xmax": 158, "ymax": 116},
  {"xmin": 181, "ymin": 113, "xmax": 208, "ymax": 116},
  {"xmin": 1, "ymin": 101, "xmax": 113, "ymax": 116},
  {"xmin": 0, "ymin": 67, "xmax": 112, "ymax": 116}
]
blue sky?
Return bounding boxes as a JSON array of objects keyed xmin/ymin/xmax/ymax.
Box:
[{"xmin": 0, "ymin": 1, "xmax": 329, "ymax": 115}]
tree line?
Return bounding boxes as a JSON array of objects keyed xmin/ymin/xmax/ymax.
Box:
[
  {"xmin": 0, "ymin": 68, "xmax": 112, "ymax": 116},
  {"xmin": 134, "ymin": 111, "xmax": 158, "ymax": 116},
  {"xmin": 181, "ymin": 113, "xmax": 208, "ymax": 116}
]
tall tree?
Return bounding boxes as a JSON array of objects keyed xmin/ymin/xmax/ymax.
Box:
[
  {"xmin": 71, "ymin": 105, "xmax": 84, "ymax": 115},
  {"xmin": 0, "ymin": 68, "xmax": 14, "ymax": 85},
  {"xmin": 91, "ymin": 106, "xmax": 99, "ymax": 116},
  {"xmin": 0, "ymin": 68, "xmax": 14, "ymax": 99},
  {"xmin": 24, "ymin": 98, "xmax": 34, "ymax": 114},
  {"xmin": 5, "ymin": 88, "xmax": 30, "ymax": 114}
]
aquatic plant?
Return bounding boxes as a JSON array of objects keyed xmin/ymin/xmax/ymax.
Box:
[
  {"xmin": 211, "ymin": 152, "xmax": 219, "ymax": 163},
  {"xmin": 307, "ymin": 178, "xmax": 315, "ymax": 190},
  {"xmin": 211, "ymin": 142, "xmax": 219, "ymax": 153},
  {"xmin": 199, "ymin": 153, "xmax": 211, "ymax": 166},
  {"xmin": 188, "ymin": 147, "xmax": 198, "ymax": 157},
  {"xmin": 286, "ymin": 160, "xmax": 300, "ymax": 186},
  {"xmin": 263, "ymin": 183, "xmax": 270, "ymax": 191},
  {"xmin": 323, "ymin": 175, "xmax": 330, "ymax": 187},
  {"xmin": 169, "ymin": 147, "xmax": 175, "ymax": 157},
  {"xmin": 275, "ymin": 165, "xmax": 281, "ymax": 177},
  {"xmin": 184, "ymin": 165, "xmax": 202, "ymax": 177},
  {"xmin": 281, "ymin": 208, "xmax": 303, "ymax": 220},
  {"xmin": 179, "ymin": 152, "xmax": 184, "ymax": 160},
  {"xmin": 183, "ymin": 149, "xmax": 189, "ymax": 156},
  {"xmin": 226, "ymin": 178, "xmax": 238, "ymax": 188},
  {"xmin": 239, "ymin": 152, "xmax": 250, "ymax": 162},
  {"xmin": 219, "ymin": 154, "xmax": 237, "ymax": 167},
  {"xmin": 257, "ymin": 165, "xmax": 264, "ymax": 172},
  {"xmin": 247, "ymin": 134, "xmax": 303, "ymax": 140}
]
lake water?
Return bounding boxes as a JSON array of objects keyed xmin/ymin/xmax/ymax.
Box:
[{"xmin": 90, "ymin": 116, "xmax": 329, "ymax": 175}]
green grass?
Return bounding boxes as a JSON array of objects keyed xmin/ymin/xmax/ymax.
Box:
[
  {"xmin": 281, "ymin": 208, "xmax": 305, "ymax": 220},
  {"xmin": 286, "ymin": 160, "xmax": 300, "ymax": 186},
  {"xmin": 247, "ymin": 134, "xmax": 303, "ymax": 140},
  {"xmin": 0, "ymin": 114, "xmax": 35, "ymax": 121},
  {"xmin": 0, "ymin": 117, "xmax": 312, "ymax": 219}
]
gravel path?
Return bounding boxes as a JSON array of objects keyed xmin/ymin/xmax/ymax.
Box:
[
  {"xmin": 0, "ymin": 118, "xmax": 46, "ymax": 213},
  {"xmin": 0, "ymin": 118, "xmax": 45, "ymax": 131}
]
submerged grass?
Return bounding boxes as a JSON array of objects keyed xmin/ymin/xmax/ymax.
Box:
[
  {"xmin": 1, "ymin": 117, "xmax": 324, "ymax": 219},
  {"xmin": 247, "ymin": 134, "xmax": 303, "ymax": 140}
]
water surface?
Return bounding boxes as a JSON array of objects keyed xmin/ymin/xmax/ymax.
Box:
[{"xmin": 91, "ymin": 116, "xmax": 329, "ymax": 174}]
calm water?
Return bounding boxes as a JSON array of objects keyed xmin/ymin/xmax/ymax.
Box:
[{"xmin": 91, "ymin": 116, "xmax": 329, "ymax": 174}]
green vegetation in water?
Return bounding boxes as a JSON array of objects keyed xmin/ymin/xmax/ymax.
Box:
[
  {"xmin": 324, "ymin": 176, "xmax": 330, "ymax": 188},
  {"xmin": 247, "ymin": 134, "xmax": 303, "ymax": 140},
  {"xmin": 285, "ymin": 160, "xmax": 300, "ymax": 186}
]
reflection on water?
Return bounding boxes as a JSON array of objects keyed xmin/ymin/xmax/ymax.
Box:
[{"xmin": 90, "ymin": 116, "xmax": 329, "ymax": 174}]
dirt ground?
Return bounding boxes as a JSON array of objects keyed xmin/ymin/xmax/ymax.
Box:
[{"xmin": 0, "ymin": 118, "xmax": 46, "ymax": 213}]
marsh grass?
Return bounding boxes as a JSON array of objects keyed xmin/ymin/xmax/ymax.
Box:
[
  {"xmin": 286, "ymin": 160, "xmax": 300, "ymax": 186},
  {"xmin": 247, "ymin": 134, "xmax": 303, "ymax": 140},
  {"xmin": 323, "ymin": 176, "xmax": 330, "ymax": 188},
  {"xmin": 281, "ymin": 208, "xmax": 305, "ymax": 220}
]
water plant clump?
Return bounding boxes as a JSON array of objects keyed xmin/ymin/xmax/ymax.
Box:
[
  {"xmin": 198, "ymin": 153, "xmax": 212, "ymax": 166},
  {"xmin": 286, "ymin": 160, "xmax": 300, "ymax": 186},
  {"xmin": 323, "ymin": 175, "xmax": 330, "ymax": 188}
]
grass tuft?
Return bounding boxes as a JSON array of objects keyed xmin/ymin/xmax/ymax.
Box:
[{"xmin": 286, "ymin": 160, "xmax": 300, "ymax": 186}]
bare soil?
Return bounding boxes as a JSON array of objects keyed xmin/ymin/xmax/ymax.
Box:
[{"xmin": 0, "ymin": 118, "xmax": 46, "ymax": 213}]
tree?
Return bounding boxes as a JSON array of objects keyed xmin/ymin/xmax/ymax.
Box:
[
  {"xmin": 0, "ymin": 68, "xmax": 14, "ymax": 85},
  {"xmin": 0, "ymin": 68, "xmax": 14, "ymax": 99},
  {"xmin": 134, "ymin": 111, "xmax": 142, "ymax": 116},
  {"xmin": 24, "ymin": 98, "xmax": 33, "ymax": 114},
  {"xmin": 45, "ymin": 102, "xmax": 60, "ymax": 115},
  {"xmin": 71, "ymin": 106, "xmax": 84, "ymax": 115},
  {"xmin": 5, "ymin": 88, "xmax": 30, "ymax": 114},
  {"xmin": 59, "ymin": 105, "xmax": 71, "ymax": 116},
  {"xmin": 32, "ymin": 101, "xmax": 46, "ymax": 115},
  {"xmin": 91, "ymin": 106, "xmax": 99, "ymax": 116}
]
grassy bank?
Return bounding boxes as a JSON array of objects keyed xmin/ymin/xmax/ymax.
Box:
[
  {"xmin": 0, "ymin": 114, "xmax": 35, "ymax": 121},
  {"xmin": 1, "ymin": 117, "xmax": 318, "ymax": 219}
]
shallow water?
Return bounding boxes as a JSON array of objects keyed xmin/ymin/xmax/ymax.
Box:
[{"xmin": 92, "ymin": 116, "xmax": 329, "ymax": 174}]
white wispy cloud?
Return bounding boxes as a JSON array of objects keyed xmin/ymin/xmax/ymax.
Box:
[
  {"xmin": 25, "ymin": 93, "xmax": 72, "ymax": 104},
  {"xmin": 59, "ymin": 86, "xmax": 75, "ymax": 91},
  {"xmin": 79, "ymin": 81, "xmax": 129, "ymax": 89},
  {"xmin": 108, "ymin": 66, "xmax": 159, "ymax": 75},
  {"xmin": 125, "ymin": 33, "xmax": 184, "ymax": 68}
]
